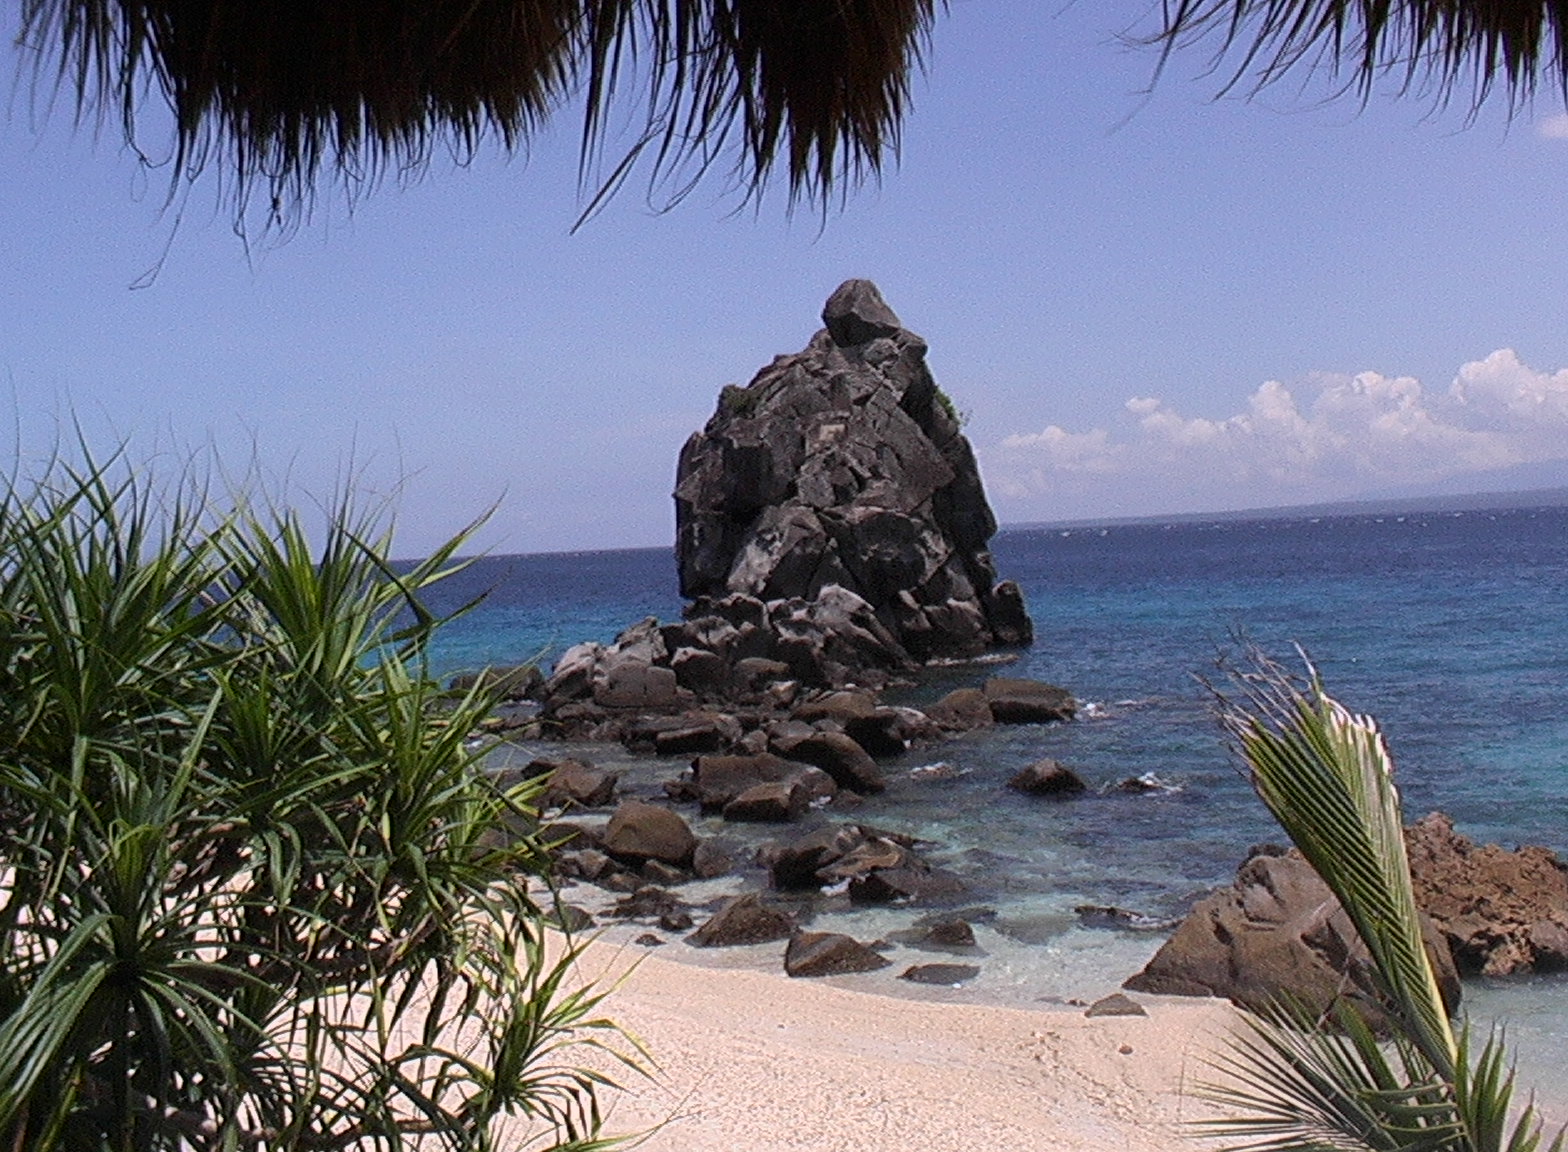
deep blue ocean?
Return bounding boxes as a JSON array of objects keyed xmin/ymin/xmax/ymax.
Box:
[{"xmin": 418, "ymin": 503, "xmax": 1568, "ymax": 1096}]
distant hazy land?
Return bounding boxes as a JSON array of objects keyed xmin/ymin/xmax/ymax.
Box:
[{"xmin": 1005, "ymin": 485, "xmax": 1568, "ymax": 534}]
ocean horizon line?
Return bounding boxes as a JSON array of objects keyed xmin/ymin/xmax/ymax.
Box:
[{"xmin": 399, "ymin": 483, "xmax": 1568, "ymax": 564}]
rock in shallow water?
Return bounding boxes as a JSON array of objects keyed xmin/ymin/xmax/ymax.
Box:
[
  {"xmin": 900, "ymin": 963, "xmax": 980, "ymax": 986},
  {"xmin": 784, "ymin": 931, "xmax": 892, "ymax": 977}
]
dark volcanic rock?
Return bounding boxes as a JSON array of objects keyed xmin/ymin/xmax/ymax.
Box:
[
  {"xmin": 922, "ymin": 917, "xmax": 977, "ymax": 949},
  {"xmin": 673, "ymin": 280, "xmax": 1033, "ymax": 665},
  {"xmin": 769, "ymin": 730, "xmax": 885, "ymax": 795},
  {"xmin": 925, "ymin": 687, "xmax": 995, "ymax": 732},
  {"xmin": 900, "ymin": 963, "xmax": 980, "ymax": 986},
  {"xmin": 784, "ymin": 931, "xmax": 892, "ymax": 977},
  {"xmin": 983, "ymin": 677, "xmax": 1076, "ymax": 724},
  {"xmin": 723, "ymin": 780, "xmax": 810, "ymax": 823},
  {"xmin": 688, "ymin": 893, "xmax": 796, "ymax": 948},
  {"xmin": 1008, "ymin": 760, "xmax": 1087, "ymax": 798}
]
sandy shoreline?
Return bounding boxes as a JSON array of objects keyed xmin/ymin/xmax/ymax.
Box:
[{"xmin": 575, "ymin": 940, "xmax": 1239, "ymax": 1151}]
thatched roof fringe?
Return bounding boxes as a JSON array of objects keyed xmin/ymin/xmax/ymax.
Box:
[
  {"xmin": 1159, "ymin": 0, "xmax": 1568, "ymax": 111},
  {"xmin": 17, "ymin": 0, "xmax": 938, "ymax": 228}
]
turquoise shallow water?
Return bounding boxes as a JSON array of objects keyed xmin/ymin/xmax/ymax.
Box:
[{"xmin": 420, "ymin": 504, "xmax": 1568, "ymax": 1102}]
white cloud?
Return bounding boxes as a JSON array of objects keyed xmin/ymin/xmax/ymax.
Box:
[
  {"xmin": 990, "ymin": 349, "xmax": 1568, "ymax": 518},
  {"xmin": 1538, "ymin": 113, "xmax": 1568, "ymax": 140}
]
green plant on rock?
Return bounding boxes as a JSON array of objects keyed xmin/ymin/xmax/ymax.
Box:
[
  {"xmin": 1202, "ymin": 651, "xmax": 1563, "ymax": 1152},
  {"xmin": 0, "ymin": 448, "xmax": 638, "ymax": 1150}
]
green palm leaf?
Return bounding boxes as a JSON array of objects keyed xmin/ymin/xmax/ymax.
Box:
[{"xmin": 1202, "ymin": 652, "xmax": 1565, "ymax": 1152}]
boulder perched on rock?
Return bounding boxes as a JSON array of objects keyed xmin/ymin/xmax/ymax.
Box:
[
  {"xmin": 539, "ymin": 759, "xmax": 619, "ymax": 810},
  {"xmin": 1124, "ymin": 849, "xmax": 1462, "ymax": 1026},
  {"xmin": 673, "ymin": 280, "xmax": 1033, "ymax": 664},
  {"xmin": 1404, "ymin": 812, "xmax": 1568, "ymax": 975},
  {"xmin": 682, "ymin": 752, "xmax": 836, "ymax": 813}
]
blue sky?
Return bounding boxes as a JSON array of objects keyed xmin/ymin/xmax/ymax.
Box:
[{"xmin": 7, "ymin": 4, "xmax": 1568, "ymax": 556}]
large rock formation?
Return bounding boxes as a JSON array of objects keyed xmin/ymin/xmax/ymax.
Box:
[
  {"xmin": 673, "ymin": 279, "xmax": 1032, "ymax": 663},
  {"xmin": 1124, "ymin": 847, "xmax": 1463, "ymax": 1026},
  {"xmin": 1126, "ymin": 816, "xmax": 1568, "ymax": 1020}
]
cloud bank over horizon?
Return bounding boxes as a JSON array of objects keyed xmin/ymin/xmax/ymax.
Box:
[{"xmin": 989, "ymin": 349, "xmax": 1568, "ymax": 520}]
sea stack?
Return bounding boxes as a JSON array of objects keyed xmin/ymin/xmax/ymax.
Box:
[{"xmin": 673, "ymin": 279, "xmax": 1032, "ymax": 662}]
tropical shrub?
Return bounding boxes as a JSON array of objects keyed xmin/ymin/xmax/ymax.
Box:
[
  {"xmin": 1203, "ymin": 652, "xmax": 1564, "ymax": 1152},
  {"xmin": 0, "ymin": 450, "xmax": 634, "ymax": 1150}
]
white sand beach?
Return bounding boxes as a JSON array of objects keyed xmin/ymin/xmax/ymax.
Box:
[{"xmin": 578, "ymin": 942, "xmax": 1239, "ymax": 1151}]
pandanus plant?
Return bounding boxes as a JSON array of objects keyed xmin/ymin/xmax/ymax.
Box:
[
  {"xmin": 1202, "ymin": 652, "xmax": 1564, "ymax": 1152},
  {"xmin": 0, "ymin": 446, "xmax": 638, "ymax": 1150}
]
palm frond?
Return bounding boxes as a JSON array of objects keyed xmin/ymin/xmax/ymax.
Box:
[
  {"xmin": 1159, "ymin": 0, "xmax": 1568, "ymax": 113},
  {"xmin": 1202, "ymin": 651, "xmax": 1566, "ymax": 1152}
]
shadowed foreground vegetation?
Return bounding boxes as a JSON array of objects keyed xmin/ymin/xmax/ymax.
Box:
[{"xmin": 0, "ymin": 450, "xmax": 635, "ymax": 1150}]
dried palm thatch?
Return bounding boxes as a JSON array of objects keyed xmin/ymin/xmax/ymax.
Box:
[
  {"xmin": 1160, "ymin": 0, "xmax": 1568, "ymax": 112},
  {"xmin": 15, "ymin": 0, "xmax": 937, "ymax": 226}
]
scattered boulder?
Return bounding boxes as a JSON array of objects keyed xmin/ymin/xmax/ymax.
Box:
[
  {"xmin": 1107, "ymin": 773, "xmax": 1180, "ymax": 795},
  {"xmin": 921, "ymin": 916, "xmax": 977, "ymax": 949},
  {"xmin": 767, "ymin": 824, "xmax": 873, "ymax": 891},
  {"xmin": 1086, "ymin": 993, "xmax": 1146, "ymax": 1018},
  {"xmin": 1008, "ymin": 760, "xmax": 1087, "ymax": 798},
  {"xmin": 1404, "ymin": 812, "xmax": 1568, "ymax": 975},
  {"xmin": 601, "ymin": 801, "xmax": 697, "ymax": 867},
  {"xmin": 641, "ymin": 859, "xmax": 690, "ymax": 886},
  {"xmin": 784, "ymin": 931, "xmax": 893, "ymax": 977},
  {"xmin": 642, "ymin": 712, "xmax": 742, "ymax": 755},
  {"xmin": 539, "ymin": 759, "xmax": 618, "ymax": 810},
  {"xmin": 900, "ymin": 963, "xmax": 979, "ymax": 986},
  {"xmin": 983, "ymin": 677, "xmax": 1076, "ymax": 724},
  {"xmin": 609, "ymin": 885, "xmax": 683, "ymax": 921},
  {"xmin": 925, "ymin": 687, "xmax": 994, "ymax": 732},
  {"xmin": 1124, "ymin": 849, "xmax": 1462, "ymax": 1027},
  {"xmin": 692, "ymin": 839, "xmax": 737, "ymax": 879},
  {"xmin": 849, "ymin": 866, "xmax": 965, "ymax": 905},
  {"xmin": 688, "ymin": 893, "xmax": 796, "ymax": 948},
  {"xmin": 723, "ymin": 780, "xmax": 811, "ymax": 823},
  {"xmin": 843, "ymin": 708, "xmax": 921, "ymax": 758},
  {"xmin": 792, "ymin": 690, "xmax": 879, "ymax": 724},
  {"xmin": 770, "ymin": 730, "xmax": 885, "ymax": 795},
  {"xmin": 1074, "ymin": 905, "xmax": 1181, "ymax": 932}
]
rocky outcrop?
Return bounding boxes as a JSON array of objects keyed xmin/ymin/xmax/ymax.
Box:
[
  {"xmin": 1404, "ymin": 812, "xmax": 1568, "ymax": 975},
  {"xmin": 1124, "ymin": 848, "xmax": 1463, "ymax": 1026},
  {"xmin": 673, "ymin": 280, "xmax": 1033, "ymax": 664},
  {"xmin": 1128, "ymin": 816, "xmax": 1568, "ymax": 1019}
]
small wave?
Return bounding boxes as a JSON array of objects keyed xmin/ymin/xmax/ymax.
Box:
[
  {"xmin": 1103, "ymin": 772, "xmax": 1182, "ymax": 796},
  {"xmin": 907, "ymin": 761, "xmax": 970, "ymax": 782}
]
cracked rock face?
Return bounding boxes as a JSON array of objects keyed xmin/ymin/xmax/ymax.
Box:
[{"xmin": 673, "ymin": 279, "xmax": 1033, "ymax": 662}]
